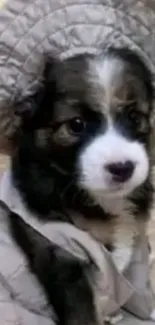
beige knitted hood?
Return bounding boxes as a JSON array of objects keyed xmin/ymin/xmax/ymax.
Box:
[{"xmin": 0, "ymin": 0, "xmax": 155, "ymax": 151}]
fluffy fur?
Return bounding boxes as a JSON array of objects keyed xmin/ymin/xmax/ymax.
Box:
[{"xmin": 9, "ymin": 47, "xmax": 154, "ymax": 325}]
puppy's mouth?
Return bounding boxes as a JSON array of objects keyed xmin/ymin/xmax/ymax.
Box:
[
  {"xmin": 94, "ymin": 183, "xmax": 131, "ymax": 198},
  {"xmin": 101, "ymin": 184, "xmax": 131, "ymax": 198}
]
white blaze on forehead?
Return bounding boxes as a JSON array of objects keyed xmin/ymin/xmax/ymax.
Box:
[{"xmin": 90, "ymin": 55, "xmax": 126, "ymax": 108}]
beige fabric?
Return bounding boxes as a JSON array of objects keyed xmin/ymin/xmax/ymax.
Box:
[
  {"xmin": 0, "ymin": 205, "xmax": 54, "ymax": 325},
  {"xmin": 124, "ymin": 235, "xmax": 155, "ymax": 319},
  {"xmin": 0, "ymin": 0, "xmax": 155, "ymax": 151},
  {"xmin": 0, "ymin": 170, "xmax": 133, "ymax": 322},
  {"xmin": 0, "ymin": 169, "xmax": 155, "ymax": 324}
]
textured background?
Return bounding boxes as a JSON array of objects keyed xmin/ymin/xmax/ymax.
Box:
[{"xmin": 0, "ymin": 0, "xmax": 155, "ymax": 151}]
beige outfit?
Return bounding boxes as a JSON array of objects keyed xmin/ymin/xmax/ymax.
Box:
[{"xmin": 0, "ymin": 169, "xmax": 154, "ymax": 324}]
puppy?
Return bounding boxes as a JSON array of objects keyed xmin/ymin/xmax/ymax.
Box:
[{"xmin": 9, "ymin": 47, "xmax": 154, "ymax": 325}]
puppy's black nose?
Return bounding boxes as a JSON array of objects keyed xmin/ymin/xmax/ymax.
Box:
[{"xmin": 106, "ymin": 161, "xmax": 134, "ymax": 183}]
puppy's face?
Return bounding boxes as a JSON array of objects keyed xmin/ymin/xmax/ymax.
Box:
[{"xmin": 19, "ymin": 48, "xmax": 153, "ymax": 203}]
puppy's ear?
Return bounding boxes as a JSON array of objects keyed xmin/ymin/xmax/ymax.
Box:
[
  {"xmin": 14, "ymin": 88, "xmax": 43, "ymax": 122},
  {"xmin": 14, "ymin": 56, "xmax": 59, "ymax": 129},
  {"xmin": 109, "ymin": 47, "xmax": 153, "ymax": 101}
]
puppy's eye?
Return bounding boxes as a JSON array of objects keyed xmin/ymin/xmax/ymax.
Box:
[
  {"xmin": 67, "ymin": 117, "xmax": 85, "ymax": 135},
  {"xmin": 51, "ymin": 117, "xmax": 86, "ymax": 147}
]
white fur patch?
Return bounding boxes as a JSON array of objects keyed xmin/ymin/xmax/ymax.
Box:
[
  {"xmin": 79, "ymin": 125, "xmax": 148, "ymax": 271},
  {"xmin": 90, "ymin": 55, "xmax": 126, "ymax": 109},
  {"xmin": 79, "ymin": 126, "xmax": 149, "ymax": 203},
  {"xmin": 99, "ymin": 197, "xmax": 138, "ymax": 272}
]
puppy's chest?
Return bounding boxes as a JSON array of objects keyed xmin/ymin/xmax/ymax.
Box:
[
  {"xmin": 69, "ymin": 199, "xmax": 142, "ymax": 271},
  {"xmin": 69, "ymin": 198, "xmax": 140, "ymax": 251},
  {"xmin": 70, "ymin": 200, "xmax": 142, "ymax": 254}
]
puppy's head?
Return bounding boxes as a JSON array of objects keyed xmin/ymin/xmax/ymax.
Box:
[{"xmin": 16, "ymin": 48, "xmax": 154, "ymax": 204}]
